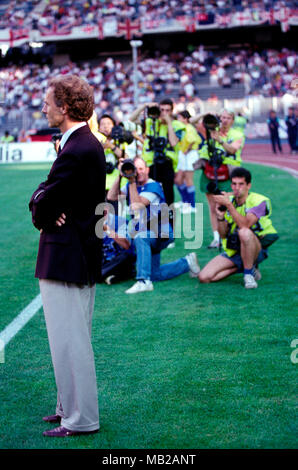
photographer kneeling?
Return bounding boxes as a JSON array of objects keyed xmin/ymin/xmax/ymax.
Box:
[
  {"xmin": 197, "ymin": 167, "xmax": 278, "ymax": 289},
  {"xmin": 107, "ymin": 157, "xmax": 200, "ymax": 294}
]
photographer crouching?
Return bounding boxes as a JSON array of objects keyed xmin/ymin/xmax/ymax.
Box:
[
  {"xmin": 194, "ymin": 109, "xmax": 245, "ymax": 249},
  {"xmin": 107, "ymin": 157, "xmax": 200, "ymax": 294},
  {"xmin": 197, "ymin": 167, "xmax": 278, "ymax": 289}
]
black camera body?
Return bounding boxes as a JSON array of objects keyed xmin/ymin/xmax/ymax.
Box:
[
  {"xmin": 202, "ymin": 113, "xmax": 224, "ymax": 169},
  {"xmin": 111, "ymin": 125, "xmax": 134, "ymax": 145},
  {"xmin": 147, "ymin": 106, "xmax": 161, "ymax": 119},
  {"xmin": 203, "ymin": 113, "xmax": 220, "ymax": 131},
  {"xmin": 147, "ymin": 135, "xmax": 168, "ymax": 164},
  {"xmin": 206, "ymin": 181, "xmax": 227, "ymax": 211},
  {"xmin": 146, "ymin": 110, "xmax": 167, "ymax": 164},
  {"xmin": 226, "ymin": 231, "xmax": 240, "ymax": 251},
  {"xmin": 106, "ymin": 161, "xmax": 116, "ymax": 174},
  {"xmin": 203, "ymin": 113, "xmax": 227, "ymax": 210},
  {"xmin": 51, "ymin": 132, "xmax": 62, "ymax": 150}
]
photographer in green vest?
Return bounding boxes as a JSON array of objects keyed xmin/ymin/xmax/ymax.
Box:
[
  {"xmin": 193, "ymin": 109, "xmax": 245, "ymax": 249},
  {"xmin": 197, "ymin": 167, "xmax": 278, "ymax": 289},
  {"xmin": 129, "ymin": 98, "xmax": 185, "ymax": 208},
  {"xmin": 98, "ymin": 114, "xmax": 132, "ymax": 194}
]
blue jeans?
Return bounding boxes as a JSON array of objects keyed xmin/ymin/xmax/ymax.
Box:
[{"xmin": 133, "ymin": 231, "xmax": 189, "ymax": 281}]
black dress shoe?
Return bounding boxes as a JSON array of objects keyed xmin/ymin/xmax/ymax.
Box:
[
  {"xmin": 43, "ymin": 425, "xmax": 99, "ymax": 437},
  {"xmin": 42, "ymin": 414, "xmax": 61, "ymax": 423}
]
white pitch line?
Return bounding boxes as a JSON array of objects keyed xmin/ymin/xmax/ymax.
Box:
[{"xmin": 0, "ymin": 294, "xmax": 42, "ymax": 348}]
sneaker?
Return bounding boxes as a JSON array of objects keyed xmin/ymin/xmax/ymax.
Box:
[
  {"xmin": 167, "ymin": 242, "xmax": 175, "ymax": 249},
  {"xmin": 185, "ymin": 252, "xmax": 200, "ymax": 278},
  {"xmin": 125, "ymin": 280, "xmax": 153, "ymax": 294},
  {"xmin": 208, "ymin": 239, "xmax": 220, "ymax": 249},
  {"xmin": 254, "ymin": 268, "xmax": 262, "ymax": 281},
  {"xmin": 244, "ymin": 274, "xmax": 258, "ymax": 289},
  {"xmin": 181, "ymin": 205, "xmax": 197, "ymax": 214},
  {"xmin": 174, "ymin": 201, "xmax": 183, "ymax": 209},
  {"xmin": 105, "ymin": 275, "xmax": 116, "ymax": 285}
]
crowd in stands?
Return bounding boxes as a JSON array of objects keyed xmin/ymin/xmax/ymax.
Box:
[
  {"xmin": 0, "ymin": 44, "xmax": 297, "ymax": 136},
  {"xmin": 0, "ymin": 0, "xmax": 297, "ymax": 32},
  {"xmin": 204, "ymin": 47, "xmax": 297, "ymax": 96}
]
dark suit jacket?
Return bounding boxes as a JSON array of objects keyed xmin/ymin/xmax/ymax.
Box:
[{"xmin": 29, "ymin": 124, "xmax": 106, "ymax": 284}]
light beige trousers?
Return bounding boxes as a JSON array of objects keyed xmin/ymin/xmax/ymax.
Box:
[{"xmin": 39, "ymin": 279, "xmax": 99, "ymax": 432}]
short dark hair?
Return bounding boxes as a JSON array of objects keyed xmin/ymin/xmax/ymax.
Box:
[
  {"xmin": 159, "ymin": 98, "xmax": 174, "ymax": 110},
  {"xmin": 49, "ymin": 74, "xmax": 94, "ymax": 122},
  {"xmin": 98, "ymin": 114, "xmax": 116, "ymax": 126},
  {"xmin": 178, "ymin": 110, "xmax": 191, "ymax": 120},
  {"xmin": 230, "ymin": 167, "xmax": 252, "ymax": 184}
]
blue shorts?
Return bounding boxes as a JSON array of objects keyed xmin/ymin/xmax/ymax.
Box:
[{"xmin": 221, "ymin": 249, "xmax": 268, "ymax": 273}]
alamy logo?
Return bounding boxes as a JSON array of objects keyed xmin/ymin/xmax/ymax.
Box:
[{"xmin": 95, "ymin": 201, "xmax": 204, "ymax": 249}]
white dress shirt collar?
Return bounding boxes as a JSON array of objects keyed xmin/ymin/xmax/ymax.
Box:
[{"xmin": 59, "ymin": 122, "xmax": 87, "ymax": 150}]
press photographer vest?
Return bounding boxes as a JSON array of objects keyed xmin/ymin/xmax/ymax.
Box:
[
  {"xmin": 199, "ymin": 127, "xmax": 244, "ymax": 178},
  {"xmin": 104, "ymin": 144, "xmax": 127, "ymax": 191},
  {"xmin": 233, "ymin": 115, "xmax": 247, "ymax": 134},
  {"xmin": 142, "ymin": 118, "xmax": 185, "ymax": 171},
  {"xmin": 126, "ymin": 180, "xmax": 171, "ymax": 239},
  {"xmin": 222, "ymin": 192, "xmax": 278, "ymax": 257}
]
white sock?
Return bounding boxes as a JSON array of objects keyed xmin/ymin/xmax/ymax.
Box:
[{"xmin": 213, "ymin": 231, "xmax": 220, "ymax": 242}]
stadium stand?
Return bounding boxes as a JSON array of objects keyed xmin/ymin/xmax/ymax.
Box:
[
  {"xmin": 1, "ymin": 0, "xmax": 298, "ymax": 37},
  {"xmin": 0, "ymin": 43, "xmax": 296, "ymax": 139},
  {"xmin": 0, "ymin": 0, "xmax": 297, "ymax": 139}
]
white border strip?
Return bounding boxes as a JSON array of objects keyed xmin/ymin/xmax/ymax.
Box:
[{"xmin": 0, "ymin": 294, "xmax": 42, "ymax": 347}]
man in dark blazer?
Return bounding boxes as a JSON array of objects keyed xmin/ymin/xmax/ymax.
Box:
[{"xmin": 29, "ymin": 74, "xmax": 106, "ymax": 437}]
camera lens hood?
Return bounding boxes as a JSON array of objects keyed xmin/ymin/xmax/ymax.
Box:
[{"xmin": 121, "ymin": 159, "xmax": 136, "ymax": 178}]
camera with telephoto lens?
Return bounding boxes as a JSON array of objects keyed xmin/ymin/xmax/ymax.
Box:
[
  {"xmin": 111, "ymin": 125, "xmax": 134, "ymax": 144},
  {"xmin": 147, "ymin": 105, "xmax": 161, "ymax": 119},
  {"xmin": 206, "ymin": 181, "xmax": 227, "ymax": 211},
  {"xmin": 150, "ymin": 136, "xmax": 168, "ymax": 164},
  {"xmin": 203, "ymin": 114, "xmax": 224, "ymax": 170},
  {"xmin": 120, "ymin": 159, "xmax": 136, "ymax": 179},
  {"xmin": 203, "ymin": 113, "xmax": 220, "ymax": 132},
  {"xmin": 106, "ymin": 160, "xmax": 116, "ymax": 174},
  {"xmin": 146, "ymin": 105, "xmax": 168, "ymax": 163},
  {"xmin": 203, "ymin": 113, "xmax": 227, "ymax": 211},
  {"xmin": 51, "ymin": 132, "xmax": 62, "ymax": 151},
  {"xmin": 226, "ymin": 231, "xmax": 240, "ymax": 251}
]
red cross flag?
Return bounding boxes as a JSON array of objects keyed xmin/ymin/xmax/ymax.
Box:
[
  {"xmin": 117, "ymin": 18, "xmax": 142, "ymax": 40},
  {"xmin": 234, "ymin": 11, "xmax": 251, "ymax": 26},
  {"xmin": 215, "ymin": 13, "xmax": 230, "ymax": 28}
]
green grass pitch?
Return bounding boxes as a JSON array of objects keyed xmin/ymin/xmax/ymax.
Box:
[{"xmin": 0, "ymin": 162, "xmax": 297, "ymax": 450}]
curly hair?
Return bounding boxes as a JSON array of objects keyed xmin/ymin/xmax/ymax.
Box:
[{"xmin": 49, "ymin": 74, "xmax": 94, "ymax": 122}]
